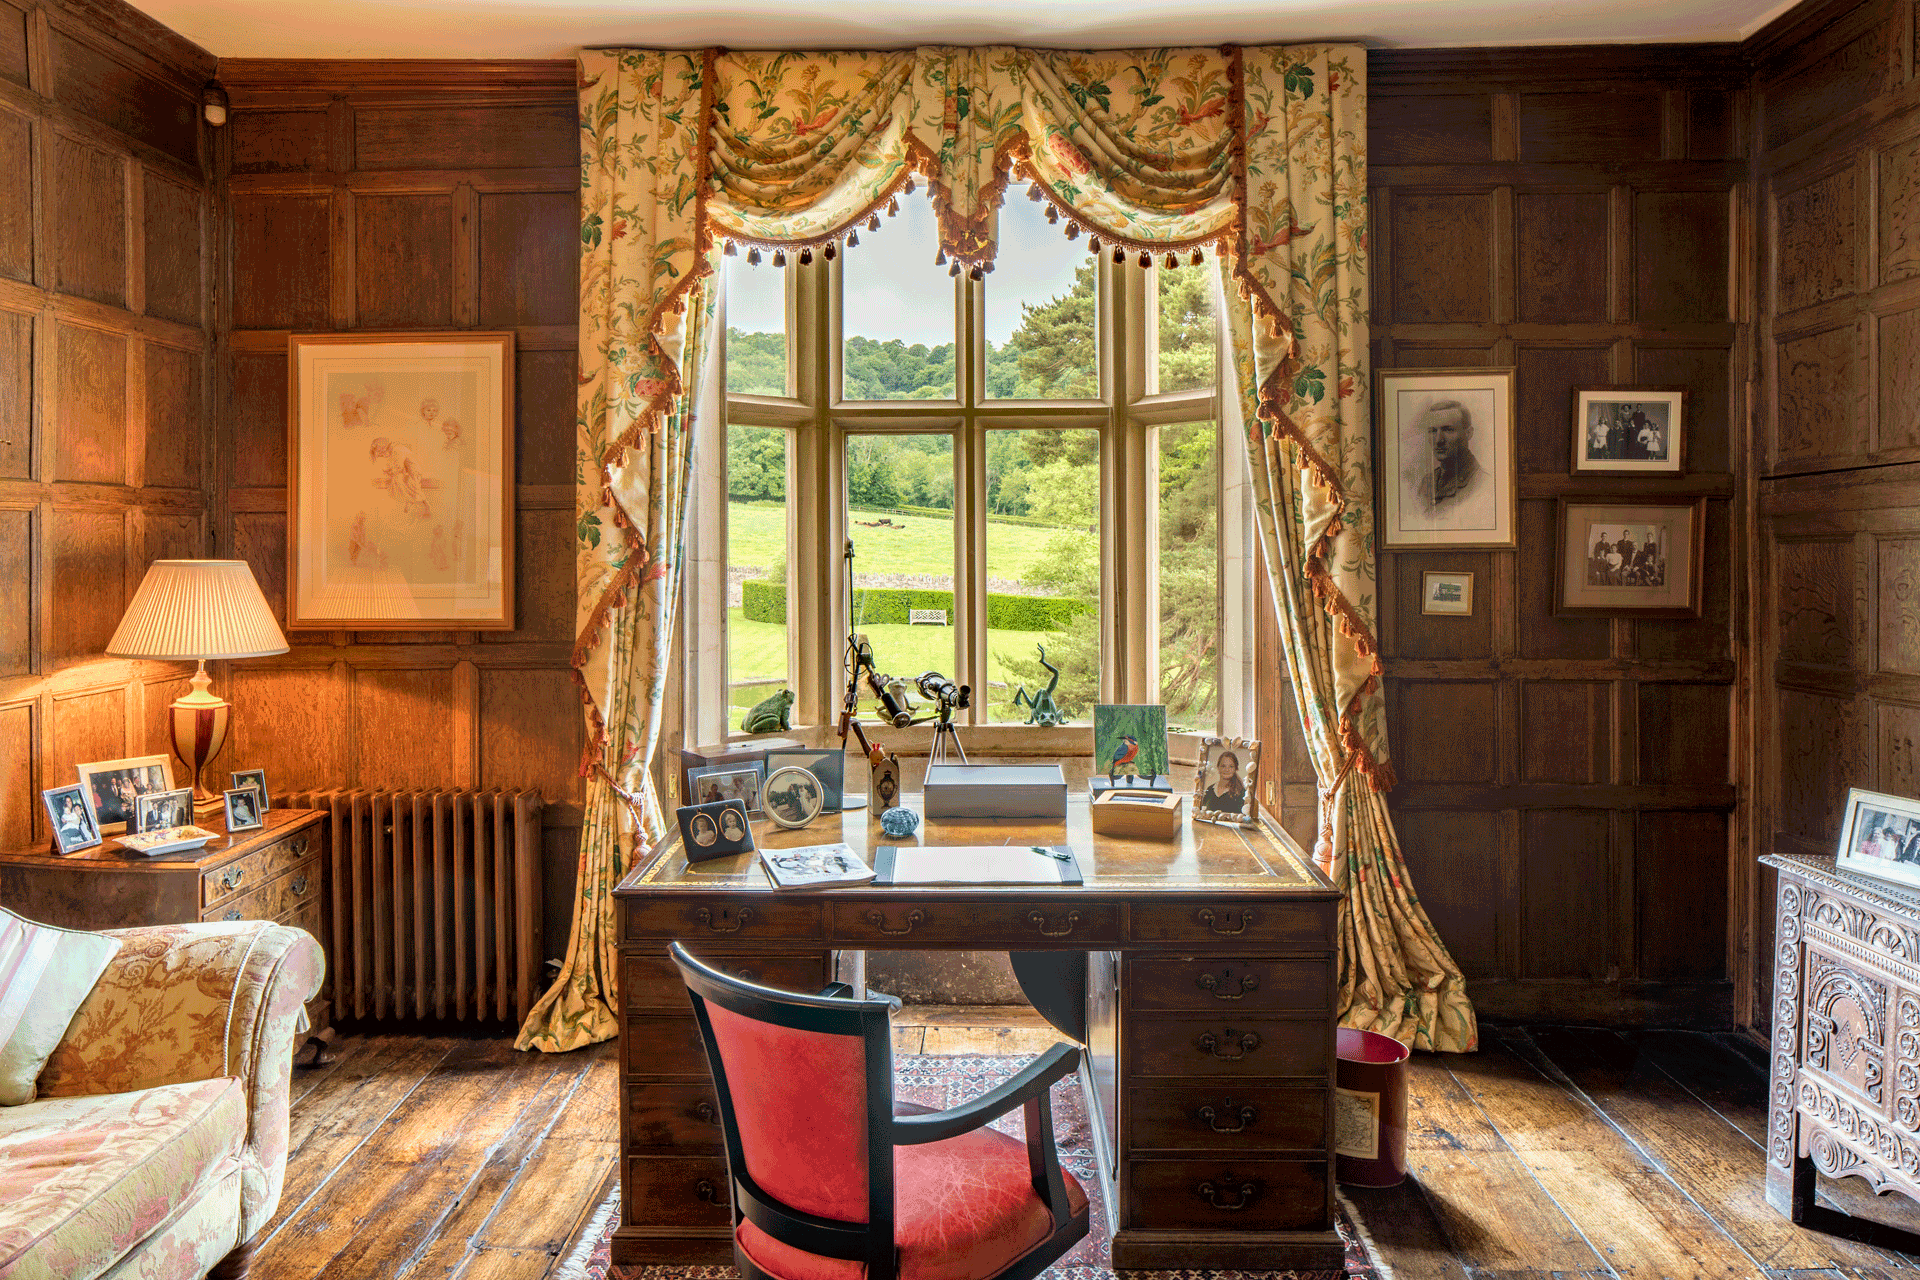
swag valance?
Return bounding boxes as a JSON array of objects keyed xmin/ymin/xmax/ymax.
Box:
[{"xmin": 519, "ymin": 42, "xmax": 1477, "ymax": 1059}]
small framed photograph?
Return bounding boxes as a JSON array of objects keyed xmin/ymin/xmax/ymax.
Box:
[
  {"xmin": 763, "ymin": 766, "xmax": 825, "ymax": 829},
  {"xmin": 134, "ymin": 788, "xmax": 194, "ymax": 834},
  {"xmin": 1420, "ymin": 570, "xmax": 1475, "ymax": 616},
  {"xmin": 230, "ymin": 769, "xmax": 269, "ymax": 811},
  {"xmin": 766, "ymin": 749, "xmax": 846, "ymax": 810},
  {"xmin": 1377, "ymin": 368, "xmax": 1516, "ymax": 549},
  {"xmin": 686, "ymin": 764, "xmax": 765, "ymax": 815},
  {"xmin": 41, "ymin": 784, "xmax": 101, "ymax": 854},
  {"xmin": 224, "ymin": 787, "xmax": 266, "ymax": 833},
  {"xmin": 1194, "ymin": 737, "xmax": 1261, "ymax": 827},
  {"xmin": 76, "ymin": 754, "xmax": 175, "ymax": 835},
  {"xmin": 678, "ymin": 799, "xmax": 755, "ymax": 862},
  {"xmin": 1556, "ymin": 498, "xmax": 1705, "ymax": 617},
  {"xmin": 1836, "ymin": 788, "xmax": 1920, "ymax": 891},
  {"xmin": 1573, "ymin": 387, "xmax": 1686, "ymax": 474}
]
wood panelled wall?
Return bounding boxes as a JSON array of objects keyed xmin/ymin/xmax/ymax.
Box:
[
  {"xmin": 1365, "ymin": 47, "xmax": 1750, "ymax": 1024},
  {"xmin": 0, "ymin": 0, "xmax": 213, "ymax": 849},
  {"xmin": 214, "ymin": 61, "xmax": 586, "ymax": 881},
  {"xmin": 1749, "ymin": 0, "xmax": 1920, "ymax": 1031}
]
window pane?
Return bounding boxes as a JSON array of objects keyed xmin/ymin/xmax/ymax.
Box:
[
  {"xmin": 726, "ymin": 259, "xmax": 788, "ymax": 396},
  {"xmin": 728, "ymin": 424, "xmax": 789, "ymax": 728},
  {"xmin": 845, "ymin": 434, "xmax": 957, "ymax": 721},
  {"xmin": 1159, "ymin": 420, "xmax": 1219, "ymax": 733},
  {"xmin": 1151, "ymin": 261, "xmax": 1218, "ymax": 395},
  {"xmin": 842, "ymin": 193, "xmax": 956, "ymax": 400},
  {"xmin": 986, "ymin": 185, "xmax": 1098, "ymax": 400},
  {"xmin": 986, "ymin": 428, "xmax": 1100, "ymax": 724}
]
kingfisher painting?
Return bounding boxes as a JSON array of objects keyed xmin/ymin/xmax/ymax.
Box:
[
  {"xmin": 1093, "ymin": 704, "xmax": 1169, "ymax": 789},
  {"xmin": 1107, "ymin": 734, "xmax": 1145, "ymax": 784}
]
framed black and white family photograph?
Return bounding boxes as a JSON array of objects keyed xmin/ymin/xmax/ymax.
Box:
[
  {"xmin": 1573, "ymin": 388, "xmax": 1685, "ymax": 474},
  {"xmin": 1377, "ymin": 368, "xmax": 1516, "ymax": 549},
  {"xmin": 1555, "ymin": 498, "xmax": 1705, "ymax": 617},
  {"xmin": 678, "ymin": 798, "xmax": 756, "ymax": 862},
  {"xmin": 687, "ymin": 764, "xmax": 764, "ymax": 814},
  {"xmin": 42, "ymin": 783, "xmax": 101, "ymax": 854},
  {"xmin": 1835, "ymin": 788, "xmax": 1920, "ymax": 891}
]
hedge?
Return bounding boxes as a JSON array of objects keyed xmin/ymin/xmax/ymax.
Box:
[
  {"xmin": 853, "ymin": 504, "xmax": 1081, "ymax": 532},
  {"xmin": 741, "ymin": 579, "xmax": 1088, "ymax": 631}
]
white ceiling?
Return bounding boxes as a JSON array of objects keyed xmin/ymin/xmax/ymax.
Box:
[{"xmin": 132, "ymin": 0, "xmax": 1798, "ymax": 62}]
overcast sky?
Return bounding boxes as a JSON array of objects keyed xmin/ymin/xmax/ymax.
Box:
[{"xmin": 727, "ymin": 184, "xmax": 1091, "ymax": 350}]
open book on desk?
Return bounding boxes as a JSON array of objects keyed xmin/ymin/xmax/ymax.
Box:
[
  {"xmin": 873, "ymin": 845, "xmax": 1082, "ymax": 886},
  {"xmin": 759, "ymin": 844, "xmax": 876, "ymax": 890}
]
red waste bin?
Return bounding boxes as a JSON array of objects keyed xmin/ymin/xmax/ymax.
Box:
[{"xmin": 1334, "ymin": 1027, "xmax": 1410, "ymax": 1187}]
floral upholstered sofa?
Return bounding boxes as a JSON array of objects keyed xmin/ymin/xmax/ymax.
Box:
[{"xmin": 0, "ymin": 920, "xmax": 324, "ymax": 1280}]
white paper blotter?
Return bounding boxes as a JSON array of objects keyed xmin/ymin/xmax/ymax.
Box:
[{"xmin": 874, "ymin": 844, "xmax": 1081, "ymax": 886}]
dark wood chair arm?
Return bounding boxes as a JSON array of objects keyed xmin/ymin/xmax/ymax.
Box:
[
  {"xmin": 816, "ymin": 982, "xmax": 855, "ymax": 998},
  {"xmin": 890, "ymin": 1043, "xmax": 1081, "ymax": 1145}
]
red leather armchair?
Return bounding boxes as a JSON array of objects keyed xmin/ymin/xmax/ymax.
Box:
[{"xmin": 671, "ymin": 942, "xmax": 1090, "ymax": 1280}]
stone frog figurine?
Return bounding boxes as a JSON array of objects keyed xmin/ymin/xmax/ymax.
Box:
[{"xmin": 741, "ymin": 687, "xmax": 794, "ymax": 733}]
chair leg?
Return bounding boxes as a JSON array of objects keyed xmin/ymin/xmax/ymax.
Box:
[{"xmin": 208, "ymin": 1241, "xmax": 255, "ymax": 1279}]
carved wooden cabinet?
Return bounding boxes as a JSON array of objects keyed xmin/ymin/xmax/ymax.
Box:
[{"xmin": 1763, "ymin": 853, "xmax": 1920, "ymax": 1227}]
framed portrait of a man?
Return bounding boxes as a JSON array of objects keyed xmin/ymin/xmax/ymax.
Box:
[{"xmin": 1377, "ymin": 368, "xmax": 1516, "ymax": 549}]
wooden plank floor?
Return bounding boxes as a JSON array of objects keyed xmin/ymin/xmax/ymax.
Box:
[{"xmin": 257, "ymin": 1015, "xmax": 1920, "ymax": 1279}]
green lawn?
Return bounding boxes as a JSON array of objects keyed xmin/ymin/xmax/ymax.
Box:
[
  {"xmin": 729, "ymin": 502, "xmax": 1058, "ymax": 581},
  {"xmin": 727, "ymin": 609, "xmax": 1066, "ymax": 722}
]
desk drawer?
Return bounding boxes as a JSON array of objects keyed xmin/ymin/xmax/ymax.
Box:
[
  {"xmin": 1128, "ymin": 900, "xmax": 1333, "ymax": 949},
  {"xmin": 1128, "ymin": 958, "xmax": 1331, "ymax": 1012},
  {"xmin": 624, "ymin": 898, "xmax": 823, "ymax": 942},
  {"xmin": 1127, "ymin": 1085, "xmax": 1326, "ymax": 1153},
  {"xmin": 627, "ymin": 1081, "xmax": 725, "ymax": 1152},
  {"xmin": 202, "ymin": 826, "xmax": 319, "ymax": 909},
  {"xmin": 1125, "ymin": 1159, "xmax": 1328, "ymax": 1231},
  {"xmin": 627, "ymin": 1156, "xmax": 731, "ymax": 1226},
  {"xmin": 624, "ymin": 1014, "xmax": 713, "ymax": 1078},
  {"xmin": 1126, "ymin": 1017, "xmax": 1329, "ymax": 1079},
  {"xmin": 624, "ymin": 951, "xmax": 828, "ymax": 1011},
  {"xmin": 830, "ymin": 901, "xmax": 1120, "ymax": 946}
]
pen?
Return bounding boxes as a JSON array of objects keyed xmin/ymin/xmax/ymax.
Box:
[{"xmin": 1030, "ymin": 846, "xmax": 1072, "ymax": 862}]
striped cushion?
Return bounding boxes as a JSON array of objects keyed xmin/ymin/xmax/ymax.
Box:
[{"xmin": 0, "ymin": 907, "xmax": 121, "ymax": 1106}]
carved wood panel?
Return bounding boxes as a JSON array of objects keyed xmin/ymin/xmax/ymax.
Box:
[
  {"xmin": 1777, "ymin": 689, "xmax": 1869, "ymax": 844},
  {"xmin": 1883, "ymin": 134, "xmax": 1920, "ymax": 284},
  {"xmin": 1879, "ymin": 539, "xmax": 1920, "ymax": 675},
  {"xmin": 0, "ymin": 309, "xmax": 28, "ymax": 481},
  {"xmin": 1776, "ymin": 537, "xmax": 1856, "ymax": 668},
  {"xmin": 1880, "ymin": 308, "xmax": 1920, "ymax": 453},
  {"xmin": 0, "ymin": 700, "xmax": 31, "ymax": 846},
  {"xmin": 1389, "ymin": 192, "xmax": 1492, "ymax": 324},
  {"xmin": 0, "ymin": 106, "xmax": 31, "ymax": 283},
  {"xmin": 1637, "ymin": 190, "xmax": 1731, "ymax": 324},
  {"xmin": 1516, "ymin": 193, "xmax": 1607, "ymax": 324},
  {"xmin": 1775, "ymin": 164, "xmax": 1859, "ymax": 314},
  {"xmin": 1776, "ymin": 325, "xmax": 1863, "ymax": 462}
]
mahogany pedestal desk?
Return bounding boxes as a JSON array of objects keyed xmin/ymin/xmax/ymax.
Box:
[
  {"xmin": 0, "ymin": 808, "xmax": 332, "ymax": 1035},
  {"xmin": 612, "ymin": 793, "xmax": 1342, "ymax": 1271}
]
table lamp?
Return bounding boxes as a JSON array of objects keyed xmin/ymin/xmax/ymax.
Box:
[{"xmin": 106, "ymin": 560, "xmax": 289, "ymax": 814}]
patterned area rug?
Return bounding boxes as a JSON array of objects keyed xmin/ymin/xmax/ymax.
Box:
[{"xmin": 569, "ymin": 1054, "xmax": 1382, "ymax": 1280}]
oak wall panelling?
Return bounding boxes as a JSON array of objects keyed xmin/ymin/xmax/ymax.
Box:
[
  {"xmin": 214, "ymin": 60, "xmax": 585, "ymax": 948},
  {"xmin": 0, "ymin": 0, "xmax": 213, "ymax": 851},
  {"xmin": 1746, "ymin": 0, "xmax": 1920, "ymax": 1035},
  {"xmin": 1368, "ymin": 45, "xmax": 1749, "ymax": 1024}
]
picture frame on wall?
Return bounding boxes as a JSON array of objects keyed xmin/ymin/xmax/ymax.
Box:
[
  {"xmin": 288, "ymin": 332, "xmax": 516, "ymax": 630},
  {"xmin": 1572, "ymin": 387, "xmax": 1686, "ymax": 474},
  {"xmin": 75, "ymin": 754, "xmax": 175, "ymax": 835},
  {"xmin": 1419, "ymin": 570, "xmax": 1475, "ymax": 616},
  {"xmin": 1835, "ymin": 788, "xmax": 1920, "ymax": 891},
  {"xmin": 1376, "ymin": 368, "xmax": 1517, "ymax": 549},
  {"xmin": 1554, "ymin": 497, "xmax": 1706, "ymax": 617}
]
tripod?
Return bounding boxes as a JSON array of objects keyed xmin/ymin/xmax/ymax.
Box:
[{"xmin": 928, "ymin": 714, "xmax": 969, "ymax": 767}]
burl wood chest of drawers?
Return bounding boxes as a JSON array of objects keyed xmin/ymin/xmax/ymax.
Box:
[
  {"xmin": 1764, "ymin": 852, "xmax": 1920, "ymax": 1235},
  {"xmin": 0, "ymin": 808, "xmax": 331, "ymax": 1033},
  {"xmin": 613, "ymin": 794, "xmax": 1341, "ymax": 1271}
]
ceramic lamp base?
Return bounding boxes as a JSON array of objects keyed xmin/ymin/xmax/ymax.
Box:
[{"xmin": 169, "ymin": 660, "xmax": 231, "ymax": 812}]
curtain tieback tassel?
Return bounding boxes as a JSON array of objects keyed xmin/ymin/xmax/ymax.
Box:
[{"xmin": 747, "ymin": 247, "xmax": 762, "ymax": 266}]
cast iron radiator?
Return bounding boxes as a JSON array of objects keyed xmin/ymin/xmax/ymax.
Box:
[{"xmin": 282, "ymin": 789, "xmax": 545, "ymax": 1026}]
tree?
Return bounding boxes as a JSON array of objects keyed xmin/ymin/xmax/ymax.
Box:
[
  {"xmin": 726, "ymin": 424, "xmax": 786, "ymax": 502},
  {"xmin": 1156, "ymin": 265, "xmax": 1217, "ymax": 393},
  {"xmin": 725, "ymin": 329, "xmax": 787, "ymax": 396},
  {"xmin": 992, "ymin": 261, "xmax": 1099, "ymax": 400}
]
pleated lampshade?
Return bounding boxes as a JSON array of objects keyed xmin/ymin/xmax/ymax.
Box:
[{"xmin": 107, "ymin": 560, "xmax": 289, "ymax": 659}]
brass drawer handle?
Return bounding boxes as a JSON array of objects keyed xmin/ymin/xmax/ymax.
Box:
[
  {"xmin": 694, "ymin": 1178, "xmax": 719, "ymax": 1204},
  {"xmin": 1195, "ymin": 1179, "xmax": 1259, "ymax": 1211},
  {"xmin": 222, "ymin": 908, "xmax": 243, "ymax": 921},
  {"xmin": 694, "ymin": 906, "xmax": 755, "ymax": 933},
  {"xmin": 864, "ymin": 908, "xmax": 925, "ymax": 936},
  {"xmin": 1196, "ymin": 969, "xmax": 1259, "ymax": 1000},
  {"xmin": 1198, "ymin": 1102, "xmax": 1257, "ymax": 1133},
  {"xmin": 1196, "ymin": 907, "xmax": 1255, "ymax": 935},
  {"xmin": 1198, "ymin": 1030, "xmax": 1261, "ymax": 1060},
  {"xmin": 290, "ymin": 837, "xmax": 309, "ymax": 858},
  {"xmin": 291, "ymin": 875, "xmax": 310, "ymax": 896},
  {"xmin": 219, "ymin": 867, "xmax": 245, "ymax": 891},
  {"xmin": 693, "ymin": 1101, "xmax": 718, "ymax": 1125},
  {"xmin": 1026, "ymin": 910, "xmax": 1081, "ymax": 937}
]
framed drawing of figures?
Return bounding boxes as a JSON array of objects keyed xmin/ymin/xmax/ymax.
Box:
[
  {"xmin": 1554, "ymin": 497, "xmax": 1706, "ymax": 618},
  {"xmin": 1377, "ymin": 368, "xmax": 1516, "ymax": 549},
  {"xmin": 1572, "ymin": 387, "xmax": 1686, "ymax": 474},
  {"xmin": 289, "ymin": 332, "xmax": 516, "ymax": 629}
]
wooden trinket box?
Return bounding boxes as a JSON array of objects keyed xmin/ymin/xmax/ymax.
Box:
[{"xmin": 1089, "ymin": 788, "xmax": 1184, "ymax": 840}]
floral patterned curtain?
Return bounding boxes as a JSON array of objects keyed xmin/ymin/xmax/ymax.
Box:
[{"xmin": 524, "ymin": 42, "xmax": 1477, "ymax": 1055}]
